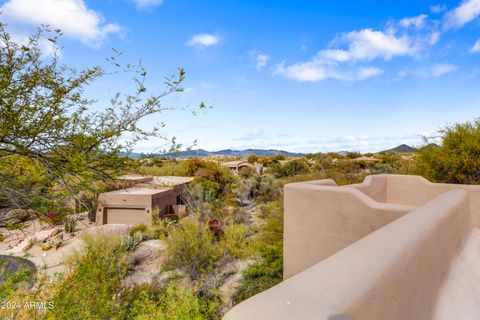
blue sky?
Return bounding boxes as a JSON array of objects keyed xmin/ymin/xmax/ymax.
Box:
[{"xmin": 2, "ymin": 0, "xmax": 480, "ymax": 153}]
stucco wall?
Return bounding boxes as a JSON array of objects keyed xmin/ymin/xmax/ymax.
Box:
[
  {"xmin": 225, "ymin": 188, "xmax": 479, "ymax": 320},
  {"xmin": 224, "ymin": 175, "xmax": 480, "ymax": 320},
  {"xmin": 284, "ymin": 180, "xmax": 413, "ymax": 278}
]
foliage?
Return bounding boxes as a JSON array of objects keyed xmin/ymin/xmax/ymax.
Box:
[
  {"xmin": 221, "ymin": 223, "xmax": 249, "ymax": 259},
  {"xmin": 0, "ymin": 23, "xmax": 199, "ymax": 214},
  {"xmin": 48, "ymin": 232, "xmax": 130, "ymax": 319},
  {"xmin": 237, "ymin": 174, "xmax": 280, "ymax": 204},
  {"xmin": 233, "ymin": 201, "xmax": 283, "ymax": 304},
  {"xmin": 130, "ymin": 223, "xmax": 148, "ymax": 236},
  {"xmin": 52, "ymin": 235, "xmax": 64, "ymax": 250},
  {"xmin": 164, "ymin": 217, "xmax": 222, "ymax": 280},
  {"xmin": 123, "ymin": 282, "xmax": 221, "ymax": 320},
  {"xmin": 416, "ymin": 119, "xmax": 480, "ymax": 184},
  {"xmin": 268, "ymin": 159, "xmax": 310, "ymax": 178},
  {"xmin": 0, "ymin": 259, "xmax": 32, "ymax": 301},
  {"xmin": 247, "ymin": 154, "xmax": 258, "ymax": 164},
  {"xmin": 120, "ymin": 233, "xmax": 143, "ymax": 251}
]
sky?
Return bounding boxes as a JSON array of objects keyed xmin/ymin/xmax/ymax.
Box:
[{"xmin": 1, "ymin": 0, "xmax": 480, "ymax": 153}]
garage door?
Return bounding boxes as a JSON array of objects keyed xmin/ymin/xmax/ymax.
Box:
[{"xmin": 105, "ymin": 207, "xmax": 147, "ymax": 225}]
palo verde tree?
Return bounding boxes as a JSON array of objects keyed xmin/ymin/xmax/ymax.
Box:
[
  {"xmin": 0, "ymin": 23, "xmax": 204, "ymax": 216},
  {"xmin": 416, "ymin": 119, "xmax": 480, "ymax": 184}
]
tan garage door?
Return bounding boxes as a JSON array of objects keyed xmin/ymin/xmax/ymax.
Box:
[{"xmin": 105, "ymin": 207, "xmax": 146, "ymax": 225}]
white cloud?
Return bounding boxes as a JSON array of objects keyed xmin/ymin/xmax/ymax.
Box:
[
  {"xmin": 470, "ymin": 39, "xmax": 480, "ymax": 53},
  {"xmin": 430, "ymin": 63, "xmax": 458, "ymax": 77},
  {"xmin": 132, "ymin": 0, "xmax": 163, "ymax": 10},
  {"xmin": 445, "ymin": 0, "xmax": 480, "ymax": 28},
  {"xmin": 430, "ymin": 4, "xmax": 447, "ymax": 14},
  {"xmin": 356, "ymin": 67, "xmax": 384, "ymax": 80},
  {"xmin": 429, "ymin": 31, "xmax": 441, "ymax": 45},
  {"xmin": 186, "ymin": 33, "xmax": 219, "ymax": 49},
  {"xmin": 275, "ymin": 61, "xmax": 327, "ymax": 82},
  {"xmin": 275, "ymin": 27, "xmax": 418, "ymax": 82},
  {"xmin": 255, "ymin": 54, "xmax": 270, "ymax": 70},
  {"xmin": 274, "ymin": 61, "xmax": 383, "ymax": 83},
  {"xmin": 0, "ymin": 0, "xmax": 121, "ymax": 45},
  {"xmin": 317, "ymin": 29, "xmax": 419, "ymax": 62},
  {"xmin": 400, "ymin": 14, "xmax": 428, "ymax": 29}
]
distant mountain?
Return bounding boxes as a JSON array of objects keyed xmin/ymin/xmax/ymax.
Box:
[
  {"xmin": 381, "ymin": 144, "xmax": 418, "ymax": 153},
  {"xmin": 128, "ymin": 148, "xmax": 304, "ymax": 159}
]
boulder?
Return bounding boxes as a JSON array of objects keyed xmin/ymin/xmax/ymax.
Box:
[{"xmin": 5, "ymin": 209, "xmax": 30, "ymax": 223}]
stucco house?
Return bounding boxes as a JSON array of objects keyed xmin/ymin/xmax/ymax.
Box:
[
  {"xmin": 225, "ymin": 174, "xmax": 480, "ymax": 320},
  {"xmin": 96, "ymin": 175, "xmax": 193, "ymax": 226},
  {"xmin": 222, "ymin": 160, "xmax": 255, "ymax": 174},
  {"xmin": 353, "ymin": 155, "xmax": 380, "ymax": 163}
]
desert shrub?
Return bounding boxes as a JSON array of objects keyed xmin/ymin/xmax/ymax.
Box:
[
  {"xmin": 52, "ymin": 235, "xmax": 64, "ymax": 250},
  {"xmin": 123, "ymin": 282, "xmax": 221, "ymax": 320},
  {"xmin": 237, "ymin": 174, "xmax": 280, "ymax": 204},
  {"xmin": 120, "ymin": 233, "xmax": 142, "ymax": 251},
  {"xmin": 416, "ymin": 119, "xmax": 480, "ymax": 184},
  {"xmin": 164, "ymin": 218, "xmax": 222, "ymax": 280},
  {"xmin": 39, "ymin": 210, "xmax": 67, "ymax": 226},
  {"xmin": 49, "ymin": 232, "xmax": 131, "ymax": 319},
  {"xmin": 0, "ymin": 259, "xmax": 33, "ymax": 301},
  {"xmin": 247, "ymin": 154, "xmax": 258, "ymax": 164},
  {"xmin": 238, "ymin": 166, "xmax": 256, "ymax": 178},
  {"xmin": 268, "ymin": 159, "xmax": 310, "ymax": 178},
  {"xmin": 221, "ymin": 223, "xmax": 249, "ymax": 259},
  {"xmin": 130, "ymin": 223, "xmax": 148, "ymax": 236},
  {"xmin": 345, "ymin": 151, "xmax": 361, "ymax": 159},
  {"xmin": 233, "ymin": 201, "xmax": 283, "ymax": 304},
  {"xmin": 139, "ymin": 160, "xmax": 185, "ymax": 176}
]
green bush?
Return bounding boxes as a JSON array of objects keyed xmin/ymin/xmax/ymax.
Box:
[
  {"xmin": 49, "ymin": 232, "xmax": 130, "ymax": 319},
  {"xmin": 0, "ymin": 259, "xmax": 33, "ymax": 301},
  {"xmin": 120, "ymin": 233, "xmax": 142, "ymax": 251},
  {"xmin": 416, "ymin": 119, "xmax": 480, "ymax": 184},
  {"xmin": 164, "ymin": 218, "xmax": 222, "ymax": 280},
  {"xmin": 233, "ymin": 201, "xmax": 283, "ymax": 304},
  {"xmin": 124, "ymin": 282, "xmax": 221, "ymax": 320},
  {"xmin": 130, "ymin": 223, "xmax": 148, "ymax": 236},
  {"xmin": 221, "ymin": 223, "xmax": 249, "ymax": 259}
]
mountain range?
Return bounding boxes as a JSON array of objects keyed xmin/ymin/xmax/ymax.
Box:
[
  {"xmin": 128, "ymin": 148, "xmax": 304, "ymax": 158},
  {"xmin": 127, "ymin": 143, "xmax": 441, "ymax": 158}
]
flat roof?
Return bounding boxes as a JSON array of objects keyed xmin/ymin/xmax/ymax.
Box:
[
  {"xmin": 103, "ymin": 187, "xmax": 171, "ymax": 195},
  {"xmin": 118, "ymin": 174, "xmax": 153, "ymax": 181},
  {"xmin": 150, "ymin": 176, "xmax": 194, "ymax": 186}
]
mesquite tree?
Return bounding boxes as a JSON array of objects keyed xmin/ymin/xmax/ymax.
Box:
[{"xmin": 0, "ymin": 23, "xmax": 202, "ymax": 215}]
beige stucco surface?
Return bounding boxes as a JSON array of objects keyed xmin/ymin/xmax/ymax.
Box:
[
  {"xmin": 224, "ymin": 174, "xmax": 480, "ymax": 320},
  {"xmin": 96, "ymin": 187, "xmax": 178, "ymax": 225}
]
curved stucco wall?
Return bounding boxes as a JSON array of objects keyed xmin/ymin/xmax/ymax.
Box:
[
  {"xmin": 284, "ymin": 180, "xmax": 413, "ymax": 278},
  {"xmin": 225, "ymin": 188, "xmax": 478, "ymax": 320}
]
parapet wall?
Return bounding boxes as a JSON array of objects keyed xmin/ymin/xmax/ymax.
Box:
[
  {"xmin": 224, "ymin": 174, "xmax": 480, "ymax": 320},
  {"xmin": 283, "ymin": 179, "xmax": 413, "ymax": 278}
]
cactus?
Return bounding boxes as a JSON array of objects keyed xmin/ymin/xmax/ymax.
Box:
[{"xmin": 64, "ymin": 216, "xmax": 77, "ymax": 234}]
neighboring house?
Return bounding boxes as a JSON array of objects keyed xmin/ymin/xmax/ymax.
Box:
[
  {"xmin": 353, "ymin": 156, "xmax": 380, "ymax": 163},
  {"xmin": 96, "ymin": 175, "xmax": 193, "ymax": 226},
  {"xmin": 222, "ymin": 160, "xmax": 255, "ymax": 174}
]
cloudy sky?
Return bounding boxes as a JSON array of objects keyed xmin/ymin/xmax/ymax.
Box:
[{"xmin": 1, "ymin": 0, "xmax": 480, "ymax": 153}]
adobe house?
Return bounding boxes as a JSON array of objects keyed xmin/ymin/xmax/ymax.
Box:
[
  {"xmin": 96, "ymin": 176, "xmax": 193, "ymax": 226},
  {"xmin": 353, "ymin": 155, "xmax": 380, "ymax": 163},
  {"xmin": 222, "ymin": 160, "xmax": 255, "ymax": 174},
  {"xmin": 225, "ymin": 175, "xmax": 480, "ymax": 320}
]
